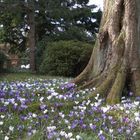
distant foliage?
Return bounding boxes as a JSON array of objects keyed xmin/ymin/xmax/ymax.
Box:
[
  {"xmin": 0, "ymin": 0, "xmax": 102, "ymax": 54},
  {"xmin": 39, "ymin": 40, "xmax": 93, "ymax": 77},
  {"xmin": 35, "ymin": 38, "xmax": 47, "ymax": 71},
  {"xmin": 0, "ymin": 51, "xmax": 7, "ymax": 72}
]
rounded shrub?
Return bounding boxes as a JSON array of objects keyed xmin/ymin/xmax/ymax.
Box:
[
  {"xmin": 0, "ymin": 51, "xmax": 7, "ymax": 72},
  {"xmin": 39, "ymin": 40, "xmax": 93, "ymax": 77}
]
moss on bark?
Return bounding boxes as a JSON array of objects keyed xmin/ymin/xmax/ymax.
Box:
[{"xmin": 106, "ymin": 67, "xmax": 126, "ymax": 104}]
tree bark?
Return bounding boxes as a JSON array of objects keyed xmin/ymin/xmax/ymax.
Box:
[
  {"xmin": 74, "ymin": 0, "xmax": 140, "ymax": 104},
  {"xmin": 27, "ymin": 2, "xmax": 35, "ymax": 72}
]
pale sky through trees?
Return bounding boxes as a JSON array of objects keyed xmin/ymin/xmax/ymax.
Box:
[{"xmin": 89, "ymin": 0, "xmax": 103, "ymax": 10}]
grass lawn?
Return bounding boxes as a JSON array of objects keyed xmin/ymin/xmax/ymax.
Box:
[{"xmin": 0, "ymin": 73, "xmax": 140, "ymax": 140}]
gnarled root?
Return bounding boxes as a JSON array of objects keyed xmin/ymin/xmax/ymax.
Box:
[
  {"xmin": 76, "ymin": 64, "xmax": 128, "ymax": 104},
  {"xmin": 77, "ymin": 74, "xmax": 106, "ymax": 90},
  {"xmin": 87, "ymin": 71, "xmax": 116, "ymax": 99},
  {"xmin": 106, "ymin": 67, "xmax": 126, "ymax": 104},
  {"xmin": 131, "ymin": 69, "xmax": 140, "ymax": 96}
]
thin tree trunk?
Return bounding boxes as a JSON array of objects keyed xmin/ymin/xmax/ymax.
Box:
[
  {"xmin": 74, "ymin": 0, "xmax": 140, "ymax": 104},
  {"xmin": 28, "ymin": 4, "xmax": 35, "ymax": 72}
]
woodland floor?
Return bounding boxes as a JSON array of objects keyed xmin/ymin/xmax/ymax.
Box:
[{"xmin": 0, "ymin": 73, "xmax": 140, "ymax": 140}]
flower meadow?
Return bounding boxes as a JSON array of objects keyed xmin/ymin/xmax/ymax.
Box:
[{"xmin": 0, "ymin": 76, "xmax": 140, "ymax": 140}]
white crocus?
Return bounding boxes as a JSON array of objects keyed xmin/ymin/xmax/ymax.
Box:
[
  {"xmin": 32, "ymin": 113, "xmax": 37, "ymax": 118},
  {"xmin": 109, "ymin": 129, "xmax": 113, "ymax": 134},
  {"xmin": 135, "ymin": 117, "xmax": 140, "ymax": 122},
  {"xmin": 4, "ymin": 102, "xmax": 9, "ymax": 106},
  {"xmin": 60, "ymin": 131, "xmax": 66, "ymax": 136},
  {"xmin": 67, "ymin": 132, "xmax": 73, "ymax": 138},
  {"xmin": 76, "ymin": 135, "xmax": 82, "ymax": 140},
  {"xmin": 47, "ymin": 95, "xmax": 52, "ymax": 100},
  {"xmin": 39, "ymin": 97, "xmax": 44, "ymax": 102},
  {"xmin": 4, "ymin": 136, "xmax": 9, "ymax": 140},
  {"xmin": 43, "ymin": 109, "xmax": 48, "ymax": 114},
  {"xmin": 59, "ymin": 112, "xmax": 65, "ymax": 118},
  {"xmin": 120, "ymin": 106, "xmax": 124, "ymax": 110},
  {"xmin": 47, "ymin": 126, "xmax": 56, "ymax": 132},
  {"xmin": 0, "ymin": 115, "xmax": 5, "ymax": 119},
  {"xmin": 126, "ymin": 110, "xmax": 130, "ymax": 114},
  {"xmin": 101, "ymin": 106, "xmax": 110, "ymax": 113},
  {"xmin": 134, "ymin": 112, "xmax": 139, "ymax": 117},
  {"xmin": 21, "ymin": 65, "xmax": 25, "ymax": 69},
  {"xmin": 9, "ymin": 126, "xmax": 14, "ymax": 131},
  {"xmin": 64, "ymin": 119, "xmax": 69, "ymax": 124},
  {"xmin": 86, "ymin": 100, "xmax": 91, "ymax": 105},
  {"xmin": 75, "ymin": 101, "xmax": 79, "ymax": 104},
  {"xmin": 32, "ymin": 129, "xmax": 37, "ymax": 134},
  {"xmin": 76, "ymin": 94, "xmax": 80, "ymax": 98},
  {"xmin": 0, "ymin": 121, "xmax": 4, "ymax": 125},
  {"xmin": 134, "ymin": 101, "xmax": 139, "ymax": 106},
  {"xmin": 52, "ymin": 92, "xmax": 58, "ymax": 96},
  {"xmin": 25, "ymin": 64, "xmax": 30, "ymax": 69}
]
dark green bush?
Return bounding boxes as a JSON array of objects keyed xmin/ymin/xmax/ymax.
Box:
[
  {"xmin": 39, "ymin": 40, "xmax": 93, "ymax": 77},
  {"xmin": 0, "ymin": 51, "xmax": 7, "ymax": 72}
]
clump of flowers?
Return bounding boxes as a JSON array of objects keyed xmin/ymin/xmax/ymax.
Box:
[{"xmin": 0, "ymin": 77, "xmax": 140, "ymax": 139}]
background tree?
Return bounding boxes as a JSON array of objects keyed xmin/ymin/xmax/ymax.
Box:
[
  {"xmin": 74, "ymin": 0, "xmax": 140, "ymax": 104},
  {"xmin": 0, "ymin": 0, "xmax": 102, "ymax": 72},
  {"xmin": 0, "ymin": 0, "xmax": 102, "ymax": 44},
  {"xmin": 0, "ymin": 5, "xmax": 27, "ymax": 53},
  {"xmin": 35, "ymin": 0, "xmax": 102, "ymax": 42},
  {"xmin": 26, "ymin": 0, "xmax": 36, "ymax": 71},
  {"xmin": 0, "ymin": 0, "xmax": 36, "ymax": 71},
  {"xmin": 35, "ymin": 0, "xmax": 102, "ymax": 71}
]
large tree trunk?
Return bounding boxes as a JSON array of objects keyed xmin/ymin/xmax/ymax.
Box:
[{"xmin": 74, "ymin": 0, "xmax": 140, "ymax": 104}]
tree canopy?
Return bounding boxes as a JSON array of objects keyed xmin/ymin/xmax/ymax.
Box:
[{"xmin": 0, "ymin": 0, "xmax": 102, "ymax": 49}]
